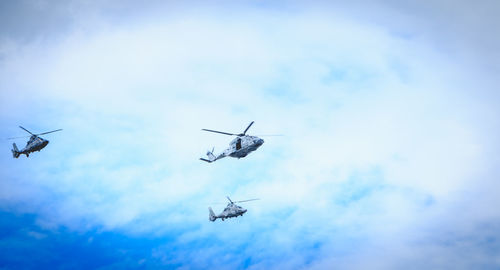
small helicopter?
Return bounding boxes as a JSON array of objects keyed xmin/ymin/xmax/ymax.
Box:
[
  {"xmin": 209, "ymin": 197, "xmax": 259, "ymax": 222},
  {"xmin": 200, "ymin": 121, "xmax": 265, "ymax": 163},
  {"xmin": 8, "ymin": 126, "xmax": 62, "ymax": 158}
]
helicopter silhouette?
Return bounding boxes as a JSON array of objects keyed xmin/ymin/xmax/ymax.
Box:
[
  {"xmin": 9, "ymin": 126, "xmax": 62, "ymax": 158},
  {"xmin": 209, "ymin": 197, "xmax": 259, "ymax": 221},
  {"xmin": 200, "ymin": 121, "xmax": 265, "ymax": 163}
]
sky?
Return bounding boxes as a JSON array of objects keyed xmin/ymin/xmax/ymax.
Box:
[{"xmin": 0, "ymin": 0, "xmax": 499, "ymax": 269}]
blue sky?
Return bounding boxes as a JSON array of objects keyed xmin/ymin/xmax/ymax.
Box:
[{"xmin": 1, "ymin": 1, "xmax": 500, "ymax": 269}]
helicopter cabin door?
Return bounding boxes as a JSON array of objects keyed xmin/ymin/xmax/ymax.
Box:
[{"xmin": 236, "ymin": 138, "xmax": 242, "ymax": 150}]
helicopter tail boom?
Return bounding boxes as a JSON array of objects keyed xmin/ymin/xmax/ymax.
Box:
[
  {"xmin": 209, "ymin": 207, "xmax": 217, "ymax": 221},
  {"xmin": 11, "ymin": 143, "xmax": 20, "ymax": 158}
]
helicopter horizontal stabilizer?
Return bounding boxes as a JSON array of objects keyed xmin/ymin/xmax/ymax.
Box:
[
  {"xmin": 200, "ymin": 148, "xmax": 218, "ymax": 163},
  {"xmin": 11, "ymin": 143, "xmax": 20, "ymax": 158}
]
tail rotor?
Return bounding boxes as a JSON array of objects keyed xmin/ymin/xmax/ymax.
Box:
[
  {"xmin": 200, "ymin": 147, "xmax": 217, "ymax": 163},
  {"xmin": 11, "ymin": 143, "xmax": 20, "ymax": 158},
  {"xmin": 208, "ymin": 207, "xmax": 217, "ymax": 222}
]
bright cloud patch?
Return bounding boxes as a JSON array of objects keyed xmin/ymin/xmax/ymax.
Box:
[{"xmin": 0, "ymin": 1, "xmax": 499, "ymax": 269}]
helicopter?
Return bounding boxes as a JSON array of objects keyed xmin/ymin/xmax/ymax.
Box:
[
  {"xmin": 8, "ymin": 126, "xmax": 62, "ymax": 158},
  {"xmin": 209, "ymin": 197, "xmax": 259, "ymax": 222},
  {"xmin": 200, "ymin": 121, "xmax": 265, "ymax": 163}
]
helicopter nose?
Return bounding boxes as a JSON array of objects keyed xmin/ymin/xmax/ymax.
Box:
[
  {"xmin": 44, "ymin": 140, "xmax": 49, "ymax": 147},
  {"xmin": 256, "ymin": 138, "xmax": 264, "ymax": 146},
  {"xmin": 243, "ymin": 209, "xmax": 247, "ymax": 213}
]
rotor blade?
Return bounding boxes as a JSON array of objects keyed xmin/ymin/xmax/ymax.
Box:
[
  {"xmin": 226, "ymin": 196, "xmax": 233, "ymax": 204},
  {"xmin": 234, "ymin": 198, "xmax": 260, "ymax": 203},
  {"xmin": 242, "ymin": 121, "xmax": 254, "ymax": 135},
  {"xmin": 36, "ymin": 129, "xmax": 63, "ymax": 135},
  {"xmin": 19, "ymin": 126, "xmax": 34, "ymax": 135},
  {"xmin": 201, "ymin": 129, "xmax": 236, "ymax": 136},
  {"xmin": 6, "ymin": 135, "xmax": 31, "ymax": 140}
]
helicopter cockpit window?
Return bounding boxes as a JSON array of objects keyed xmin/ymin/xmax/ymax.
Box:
[{"xmin": 236, "ymin": 138, "xmax": 242, "ymax": 150}]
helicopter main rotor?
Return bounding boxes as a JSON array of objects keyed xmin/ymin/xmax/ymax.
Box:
[
  {"xmin": 226, "ymin": 196, "xmax": 260, "ymax": 204},
  {"xmin": 7, "ymin": 126, "xmax": 63, "ymax": 140},
  {"xmin": 202, "ymin": 121, "xmax": 255, "ymax": 137},
  {"xmin": 19, "ymin": 126, "xmax": 34, "ymax": 135}
]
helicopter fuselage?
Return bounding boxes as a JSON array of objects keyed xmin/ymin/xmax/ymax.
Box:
[
  {"xmin": 210, "ymin": 203, "xmax": 247, "ymax": 221},
  {"xmin": 209, "ymin": 197, "xmax": 258, "ymax": 222},
  {"xmin": 24, "ymin": 136, "xmax": 49, "ymax": 152},
  {"xmin": 10, "ymin": 126, "xmax": 61, "ymax": 158},
  {"xmin": 200, "ymin": 121, "xmax": 266, "ymax": 162},
  {"xmin": 12, "ymin": 136, "xmax": 49, "ymax": 158},
  {"xmin": 224, "ymin": 135, "xmax": 264, "ymax": 159}
]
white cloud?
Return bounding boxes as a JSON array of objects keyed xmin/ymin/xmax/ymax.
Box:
[{"xmin": 0, "ymin": 1, "xmax": 499, "ymax": 268}]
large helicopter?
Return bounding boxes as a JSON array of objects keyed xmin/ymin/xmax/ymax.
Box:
[
  {"xmin": 200, "ymin": 121, "xmax": 265, "ymax": 163},
  {"xmin": 209, "ymin": 197, "xmax": 259, "ymax": 222},
  {"xmin": 8, "ymin": 126, "xmax": 62, "ymax": 158}
]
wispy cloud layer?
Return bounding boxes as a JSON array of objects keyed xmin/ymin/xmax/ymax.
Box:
[{"xmin": 1, "ymin": 1, "xmax": 499, "ymax": 269}]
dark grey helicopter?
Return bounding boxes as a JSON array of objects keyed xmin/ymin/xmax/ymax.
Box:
[
  {"xmin": 209, "ymin": 197, "xmax": 259, "ymax": 222},
  {"xmin": 9, "ymin": 126, "xmax": 62, "ymax": 158},
  {"xmin": 200, "ymin": 121, "xmax": 265, "ymax": 163}
]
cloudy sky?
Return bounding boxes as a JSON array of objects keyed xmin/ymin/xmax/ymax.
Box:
[{"xmin": 1, "ymin": 0, "xmax": 499, "ymax": 269}]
